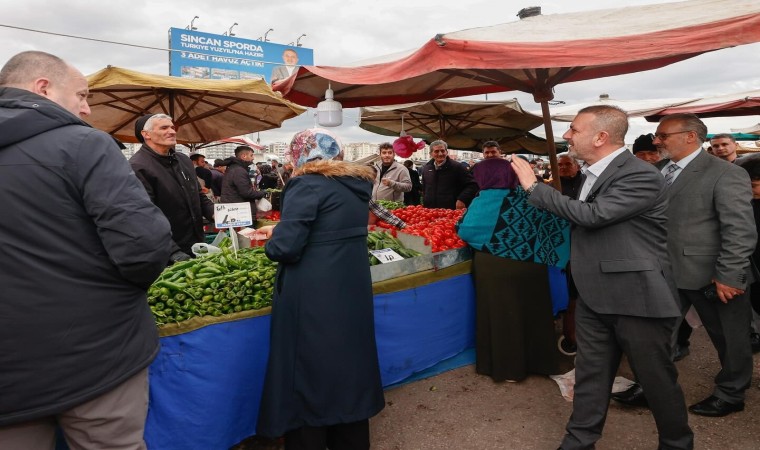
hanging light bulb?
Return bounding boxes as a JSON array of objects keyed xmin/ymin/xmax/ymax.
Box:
[{"xmin": 317, "ymin": 83, "xmax": 342, "ymax": 127}]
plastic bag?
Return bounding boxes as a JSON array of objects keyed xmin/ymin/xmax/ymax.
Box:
[
  {"xmin": 191, "ymin": 242, "xmax": 222, "ymax": 256},
  {"xmin": 257, "ymin": 197, "xmax": 273, "ymax": 212}
]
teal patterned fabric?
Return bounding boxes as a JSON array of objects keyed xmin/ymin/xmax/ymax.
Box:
[{"xmin": 456, "ymin": 187, "xmax": 570, "ymax": 268}]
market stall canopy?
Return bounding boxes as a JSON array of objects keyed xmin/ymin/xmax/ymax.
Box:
[
  {"xmin": 274, "ymin": 1, "xmax": 760, "ymax": 109},
  {"xmin": 732, "ymin": 123, "xmax": 760, "ymax": 135},
  {"xmin": 359, "ymin": 99, "xmax": 557, "ymax": 152},
  {"xmin": 274, "ymin": 0, "xmax": 760, "ymax": 188},
  {"xmin": 196, "ymin": 137, "xmax": 265, "ymax": 152},
  {"xmin": 545, "ymin": 94, "xmax": 694, "ymax": 122},
  {"xmin": 645, "ymin": 88, "xmax": 760, "ymax": 121},
  {"xmin": 86, "ymin": 66, "xmax": 306, "ymax": 144}
]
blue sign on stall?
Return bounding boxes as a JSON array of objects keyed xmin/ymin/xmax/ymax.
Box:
[{"xmin": 169, "ymin": 28, "xmax": 314, "ymax": 83}]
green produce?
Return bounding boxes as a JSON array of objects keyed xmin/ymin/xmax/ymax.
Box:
[
  {"xmin": 377, "ymin": 200, "xmax": 405, "ymax": 210},
  {"xmin": 147, "ymin": 246, "xmax": 277, "ymax": 326},
  {"xmin": 367, "ymin": 230, "xmax": 422, "ymax": 265}
]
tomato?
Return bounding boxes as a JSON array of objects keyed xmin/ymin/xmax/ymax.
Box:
[{"xmin": 392, "ymin": 206, "xmax": 466, "ymax": 253}]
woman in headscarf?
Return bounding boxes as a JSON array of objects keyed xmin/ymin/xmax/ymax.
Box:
[
  {"xmin": 459, "ymin": 157, "xmax": 570, "ymax": 382},
  {"xmin": 254, "ymin": 129, "xmax": 384, "ymax": 450}
]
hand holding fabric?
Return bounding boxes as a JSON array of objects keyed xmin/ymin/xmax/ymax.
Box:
[{"xmin": 511, "ymin": 157, "xmax": 539, "ymax": 190}]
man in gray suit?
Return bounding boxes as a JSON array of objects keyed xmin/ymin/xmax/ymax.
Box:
[
  {"xmin": 619, "ymin": 114, "xmax": 756, "ymax": 417},
  {"xmin": 511, "ymin": 105, "xmax": 693, "ymax": 450}
]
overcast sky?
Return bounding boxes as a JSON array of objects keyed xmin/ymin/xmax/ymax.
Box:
[{"xmin": 2, "ymin": 0, "xmax": 759, "ymax": 147}]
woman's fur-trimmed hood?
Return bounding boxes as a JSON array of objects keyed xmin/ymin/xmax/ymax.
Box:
[{"xmin": 294, "ymin": 159, "xmax": 375, "ymax": 181}]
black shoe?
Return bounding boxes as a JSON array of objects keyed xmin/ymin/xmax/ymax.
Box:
[
  {"xmin": 688, "ymin": 395, "xmax": 744, "ymax": 417},
  {"xmin": 673, "ymin": 344, "xmax": 690, "ymax": 362},
  {"xmin": 751, "ymin": 333, "xmax": 760, "ymax": 354},
  {"xmin": 611, "ymin": 383, "xmax": 648, "ymax": 407}
]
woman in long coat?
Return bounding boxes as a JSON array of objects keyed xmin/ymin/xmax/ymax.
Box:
[{"xmin": 255, "ymin": 147, "xmax": 384, "ymax": 449}]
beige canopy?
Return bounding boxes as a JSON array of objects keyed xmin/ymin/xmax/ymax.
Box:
[
  {"xmin": 86, "ymin": 66, "xmax": 305, "ymax": 144},
  {"xmin": 359, "ymin": 99, "xmax": 559, "ymax": 153}
]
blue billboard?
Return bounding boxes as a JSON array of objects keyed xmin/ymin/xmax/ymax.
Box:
[{"xmin": 169, "ymin": 28, "xmax": 314, "ymax": 83}]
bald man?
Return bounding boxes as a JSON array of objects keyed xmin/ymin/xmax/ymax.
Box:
[{"xmin": 0, "ymin": 51, "xmax": 171, "ymax": 448}]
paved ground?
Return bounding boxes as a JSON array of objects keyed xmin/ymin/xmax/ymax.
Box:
[{"xmin": 240, "ymin": 326, "xmax": 760, "ymax": 449}]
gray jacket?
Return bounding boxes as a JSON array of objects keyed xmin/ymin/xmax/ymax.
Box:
[
  {"xmin": 658, "ymin": 151, "xmax": 757, "ymax": 290},
  {"xmin": 372, "ymin": 160, "xmax": 412, "ymax": 202},
  {"xmin": 529, "ymin": 150, "xmax": 680, "ymax": 318}
]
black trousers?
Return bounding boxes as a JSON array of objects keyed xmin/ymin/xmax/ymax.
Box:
[
  {"xmin": 284, "ymin": 420, "xmax": 370, "ymax": 450},
  {"xmin": 561, "ymin": 300, "xmax": 693, "ymax": 450},
  {"xmin": 676, "ymin": 289, "xmax": 753, "ymax": 402}
]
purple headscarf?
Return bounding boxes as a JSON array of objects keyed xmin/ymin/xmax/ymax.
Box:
[{"xmin": 472, "ymin": 158, "xmax": 519, "ymax": 190}]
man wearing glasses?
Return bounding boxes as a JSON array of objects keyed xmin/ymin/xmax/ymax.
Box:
[{"xmin": 617, "ymin": 113, "xmax": 756, "ymax": 418}]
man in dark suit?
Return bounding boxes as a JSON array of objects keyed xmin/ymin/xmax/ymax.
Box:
[
  {"xmin": 617, "ymin": 114, "xmax": 756, "ymax": 417},
  {"xmin": 511, "ymin": 105, "xmax": 692, "ymax": 450}
]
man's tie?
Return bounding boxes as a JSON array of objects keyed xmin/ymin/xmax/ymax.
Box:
[{"xmin": 664, "ymin": 163, "xmax": 680, "ymax": 186}]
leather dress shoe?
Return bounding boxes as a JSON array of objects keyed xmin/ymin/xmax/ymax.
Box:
[
  {"xmin": 688, "ymin": 395, "xmax": 744, "ymax": 417},
  {"xmin": 673, "ymin": 344, "xmax": 690, "ymax": 362},
  {"xmin": 610, "ymin": 383, "xmax": 648, "ymax": 407}
]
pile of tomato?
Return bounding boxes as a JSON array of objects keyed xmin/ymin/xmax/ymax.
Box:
[
  {"xmin": 264, "ymin": 210, "xmax": 281, "ymax": 221},
  {"xmin": 380, "ymin": 205, "xmax": 466, "ymax": 253}
]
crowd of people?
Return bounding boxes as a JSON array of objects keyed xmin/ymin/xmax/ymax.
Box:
[{"xmin": 2, "ymin": 49, "xmax": 760, "ymax": 450}]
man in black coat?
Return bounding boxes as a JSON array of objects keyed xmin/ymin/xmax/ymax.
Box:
[
  {"xmin": 130, "ymin": 113, "xmax": 215, "ymax": 261},
  {"xmin": 221, "ymin": 146, "xmax": 269, "ymax": 215},
  {"xmin": 403, "ymin": 159, "xmax": 422, "ymax": 205},
  {"xmin": 0, "ymin": 51, "xmax": 172, "ymax": 448},
  {"xmin": 420, "ymin": 140, "xmax": 479, "ymax": 209}
]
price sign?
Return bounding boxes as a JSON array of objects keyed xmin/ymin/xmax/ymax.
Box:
[
  {"xmin": 214, "ymin": 203, "xmax": 253, "ymax": 228},
  {"xmin": 369, "ymin": 248, "xmax": 405, "ymax": 264}
]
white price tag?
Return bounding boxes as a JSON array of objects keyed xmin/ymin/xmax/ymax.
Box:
[
  {"xmin": 369, "ymin": 248, "xmax": 405, "ymax": 264},
  {"xmin": 214, "ymin": 203, "xmax": 253, "ymax": 228}
]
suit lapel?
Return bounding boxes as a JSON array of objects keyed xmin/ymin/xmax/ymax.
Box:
[
  {"xmin": 667, "ymin": 151, "xmax": 709, "ymax": 198},
  {"xmin": 585, "ymin": 151, "xmax": 631, "ymax": 203}
]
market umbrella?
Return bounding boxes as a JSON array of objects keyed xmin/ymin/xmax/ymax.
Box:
[
  {"xmin": 732, "ymin": 124, "xmax": 760, "ymax": 135},
  {"xmin": 274, "ymin": 0, "xmax": 760, "ymax": 188},
  {"xmin": 547, "ymin": 94, "xmax": 694, "ymax": 122},
  {"xmin": 86, "ymin": 66, "xmax": 306, "ymax": 144},
  {"xmin": 359, "ymin": 98, "xmax": 559, "ymax": 153},
  {"xmin": 645, "ymin": 88, "xmax": 760, "ymax": 121},
  {"xmin": 196, "ymin": 137, "xmax": 266, "ymax": 152}
]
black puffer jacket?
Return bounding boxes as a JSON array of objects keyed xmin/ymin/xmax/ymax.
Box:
[
  {"xmin": 221, "ymin": 157, "xmax": 266, "ymax": 214},
  {"xmin": 130, "ymin": 145, "xmax": 214, "ymax": 255},
  {"xmin": 420, "ymin": 157, "xmax": 479, "ymax": 209},
  {"xmin": 0, "ymin": 87, "xmax": 172, "ymax": 426}
]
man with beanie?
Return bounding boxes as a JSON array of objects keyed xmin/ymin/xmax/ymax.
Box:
[
  {"xmin": 632, "ymin": 133, "xmax": 662, "ymax": 164},
  {"xmin": 0, "ymin": 51, "xmax": 172, "ymax": 449},
  {"xmin": 130, "ymin": 113, "xmax": 215, "ymax": 262}
]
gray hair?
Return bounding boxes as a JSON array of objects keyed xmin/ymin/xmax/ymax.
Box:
[
  {"xmin": 429, "ymin": 140, "xmax": 448, "ymax": 151},
  {"xmin": 0, "ymin": 51, "xmax": 70, "ymax": 87},
  {"xmin": 577, "ymin": 105, "xmax": 629, "ymax": 146},
  {"xmin": 659, "ymin": 113, "xmax": 708, "ymax": 143},
  {"xmin": 143, "ymin": 113, "xmax": 173, "ymax": 132}
]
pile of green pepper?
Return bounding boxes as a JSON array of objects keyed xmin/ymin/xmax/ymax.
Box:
[
  {"xmin": 376, "ymin": 200, "xmax": 405, "ymax": 210},
  {"xmin": 147, "ymin": 246, "xmax": 277, "ymax": 326},
  {"xmin": 367, "ymin": 230, "xmax": 422, "ymax": 265}
]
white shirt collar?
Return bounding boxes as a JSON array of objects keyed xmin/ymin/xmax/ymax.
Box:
[
  {"xmin": 669, "ymin": 147, "xmax": 702, "ymax": 169},
  {"xmin": 580, "ymin": 146, "xmax": 628, "ymax": 178}
]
